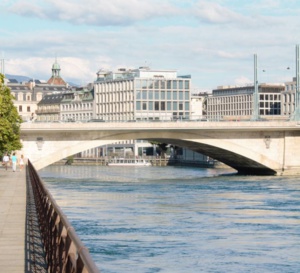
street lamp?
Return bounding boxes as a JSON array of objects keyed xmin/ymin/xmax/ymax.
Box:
[
  {"xmin": 251, "ymin": 54, "xmax": 259, "ymax": 121},
  {"xmin": 290, "ymin": 44, "xmax": 300, "ymax": 121}
]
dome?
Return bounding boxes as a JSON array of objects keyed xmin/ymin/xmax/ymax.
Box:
[{"xmin": 52, "ymin": 61, "xmax": 60, "ymax": 70}]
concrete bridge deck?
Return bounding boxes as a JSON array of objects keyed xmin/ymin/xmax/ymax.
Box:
[{"xmin": 0, "ymin": 165, "xmax": 46, "ymax": 273}]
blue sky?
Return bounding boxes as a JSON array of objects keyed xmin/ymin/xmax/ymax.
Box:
[{"xmin": 1, "ymin": 0, "xmax": 300, "ymax": 91}]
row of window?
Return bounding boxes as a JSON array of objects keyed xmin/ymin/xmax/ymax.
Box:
[
  {"xmin": 136, "ymin": 90, "xmax": 190, "ymax": 101},
  {"xmin": 135, "ymin": 79, "xmax": 190, "ymax": 90},
  {"xmin": 18, "ymin": 105, "xmax": 31, "ymax": 112},
  {"xmin": 136, "ymin": 101, "xmax": 189, "ymax": 111},
  {"xmin": 61, "ymin": 103, "xmax": 93, "ymax": 110}
]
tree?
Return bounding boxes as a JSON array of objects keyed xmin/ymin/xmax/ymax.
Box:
[
  {"xmin": 0, "ymin": 74, "xmax": 23, "ymax": 155},
  {"xmin": 149, "ymin": 141, "xmax": 169, "ymax": 158}
]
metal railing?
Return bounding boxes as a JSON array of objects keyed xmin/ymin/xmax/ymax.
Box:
[{"xmin": 27, "ymin": 160, "xmax": 100, "ymax": 273}]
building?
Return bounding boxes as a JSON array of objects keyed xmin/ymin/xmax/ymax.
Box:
[
  {"xmin": 7, "ymin": 59, "xmax": 69, "ymax": 121},
  {"xmin": 281, "ymin": 77, "xmax": 297, "ymax": 116},
  {"xmin": 93, "ymin": 67, "xmax": 191, "ymax": 121},
  {"xmin": 190, "ymin": 92, "xmax": 209, "ymax": 119},
  {"xmin": 60, "ymin": 87, "xmax": 94, "ymax": 122},
  {"xmin": 47, "ymin": 58, "xmax": 67, "ymax": 86},
  {"xmin": 8, "ymin": 81, "xmax": 39, "ymax": 121},
  {"xmin": 206, "ymin": 83, "xmax": 284, "ymax": 120}
]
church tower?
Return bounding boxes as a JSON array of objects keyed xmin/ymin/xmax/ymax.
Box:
[{"xmin": 47, "ymin": 58, "xmax": 67, "ymax": 85}]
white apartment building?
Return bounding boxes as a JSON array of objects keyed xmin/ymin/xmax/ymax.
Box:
[
  {"xmin": 206, "ymin": 83, "xmax": 284, "ymax": 120},
  {"xmin": 93, "ymin": 67, "xmax": 191, "ymax": 121}
]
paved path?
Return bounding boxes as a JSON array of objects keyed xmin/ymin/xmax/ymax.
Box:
[
  {"xmin": 0, "ymin": 165, "xmax": 47, "ymax": 273},
  {"xmin": 0, "ymin": 166, "xmax": 26, "ymax": 272}
]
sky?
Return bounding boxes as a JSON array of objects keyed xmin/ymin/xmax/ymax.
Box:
[{"xmin": 1, "ymin": 0, "xmax": 300, "ymax": 91}]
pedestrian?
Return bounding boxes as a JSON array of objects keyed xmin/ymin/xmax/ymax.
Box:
[
  {"xmin": 19, "ymin": 154, "xmax": 25, "ymax": 171},
  {"xmin": 2, "ymin": 153, "xmax": 10, "ymax": 171},
  {"xmin": 11, "ymin": 152, "xmax": 18, "ymax": 172}
]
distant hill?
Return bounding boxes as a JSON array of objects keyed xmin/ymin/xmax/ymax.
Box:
[
  {"xmin": 5, "ymin": 74, "xmax": 31, "ymax": 83},
  {"xmin": 5, "ymin": 74, "xmax": 79, "ymax": 87}
]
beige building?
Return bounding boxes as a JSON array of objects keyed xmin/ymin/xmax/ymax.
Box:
[
  {"xmin": 206, "ymin": 83, "xmax": 284, "ymax": 120},
  {"xmin": 281, "ymin": 77, "xmax": 297, "ymax": 116}
]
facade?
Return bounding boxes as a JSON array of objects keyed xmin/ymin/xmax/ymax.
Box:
[
  {"xmin": 60, "ymin": 88, "xmax": 94, "ymax": 122},
  {"xmin": 281, "ymin": 77, "xmax": 297, "ymax": 116},
  {"xmin": 7, "ymin": 59, "xmax": 69, "ymax": 121},
  {"xmin": 8, "ymin": 81, "xmax": 40, "ymax": 121},
  {"xmin": 36, "ymin": 93, "xmax": 64, "ymax": 121},
  {"xmin": 190, "ymin": 92, "xmax": 209, "ymax": 119},
  {"xmin": 206, "ymin": 84, "xmax": 284, "ymax": 120},
  {"xmin": 94, "ymin": 67, "xmax": 191, "ymax": 121}
]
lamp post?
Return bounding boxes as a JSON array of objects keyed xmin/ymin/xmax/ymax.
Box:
[
  {"xmin": 290, "ymin": 44, "xmax": 300, "ymax": 121},
  {"xmin": 251, "ymin": 54, "xmax": 259, "ymax": 120}
]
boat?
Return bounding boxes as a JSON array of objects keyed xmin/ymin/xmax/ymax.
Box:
[{"xmin": 107, "ymin": 158, "xmax": 152, "ymax": 166}]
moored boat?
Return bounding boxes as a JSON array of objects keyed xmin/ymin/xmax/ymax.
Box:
[{"xmin": 107, "ymin": 158, "xmax": 151, "ymax": 166}]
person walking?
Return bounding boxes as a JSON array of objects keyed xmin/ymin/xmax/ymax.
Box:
[
  {"xmin": 2, "ymin": 153, "xmax": 10, "ymax": 170},
  {"xmin": 19, "ymin": 154, "xmax": 25, "ymax": 171},
  {"xmin": 11, "ymin": 152, "xmax": 18, "ymax": 172}
]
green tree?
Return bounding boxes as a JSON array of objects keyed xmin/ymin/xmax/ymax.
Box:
[
  {"xmin": 149, "ymin": 141, "xmax": 169, "ymax": 158},
  {"xmin": 0, "ymin": 74, "xmax": 23, "ymax": 155}
]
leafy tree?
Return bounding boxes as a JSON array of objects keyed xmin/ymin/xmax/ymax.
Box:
[
  {"xmin": 149, "ymin": 141, "xmax": 169, "ymax": 158},
  {"xmin": 0, "ymin": 74, "xmax": 23, "ymax": 155}
]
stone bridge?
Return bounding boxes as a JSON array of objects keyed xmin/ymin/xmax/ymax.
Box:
[{"xmin": 20, "ymin": 120, "xmax": 300, "ymax": 175}]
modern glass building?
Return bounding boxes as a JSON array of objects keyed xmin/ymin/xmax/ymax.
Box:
[{"xmin": 93, "ymin": 67, "xmax": 191, "ymax": 121}]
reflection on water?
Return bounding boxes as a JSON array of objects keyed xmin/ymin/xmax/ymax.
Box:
[{"xmin": 40, "ymin": 165, "xmax": 300, "ymax": 273}]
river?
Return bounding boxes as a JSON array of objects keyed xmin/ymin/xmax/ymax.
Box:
[{"xmin": 39, "ymin": 165, "xmax": 300, "ymax": 273}]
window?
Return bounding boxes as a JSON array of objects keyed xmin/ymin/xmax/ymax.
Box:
[
  {"xmin": 185, "ymin": 102, "xmax": 189, "ymax": 111},
  {"xmin": 136, "ymin": 101, "xmax": 141, "ymax": 110},
  {"xmin": 173, "ymin": 91, "xmax": 177, "ymax": 100},
  {"xmin": 173, "ymin": 81, "xmax": 177, "ymax": 89},
  {"xmin": 19, "ymin": 105, "xmax": 22, "ymax": 112},
  {"xmin": 184, "ymin": 80, "xmax": 189, "ymax": 89},
  {"xmin": 142, "ymin": 102, "xmax": 147, "ymax": 110},
  {"xmin": 155, "ymin": 102, "xmax": 159, "ymax": 111},
  {"xmin": 155, "ymin": 91, "xmax": 159, "ymax": 100},
  {"xmin": 149, "ymin": 101, "xmax": 153, "ymax": 110},
  {"xmin": 179, "ymin": 91, "xmax": 183, "ymax": 100},
  {"xmin": 167, "ymin": 102, "xmax": 171, "ymax": 110},
  {"xmin": 179, "ymin": 103, "xmax": 183, "ymax": 110},
  {"xmin": 27, "ymin": 106, "xmax": 30, "ymax": 112},
  {"xmin": 179, "ymin": 80, "xmax": 183, "ymax": 89},
  {"xmin": 161, "ymin": 102, "xmax": 165, "ymax": 110},
  {"xmin": 142, "ymin": 91, "xmax": 147, "ymax": 100},
  {"xmin": 185, "ymin": 91, "xmax": 189, "ymax": 100},
  {"xmin": 167, "ymin": 80, "xmax": 172, "ymax": 89},
  {"xmin": 167, "ymin": 91, "xmax": 172, "ymax": 100},
  {"xmin": 173, "ymin": 102, "xmax": 177, "ymax": 110},
  {"xmin": 149, "ymin": 91, "xmax": 153, "ymax": 100}
]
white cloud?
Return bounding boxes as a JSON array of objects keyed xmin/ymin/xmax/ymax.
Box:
[
  {"xmin": 192, "ymin": 1, "xmax": 244, "ymax": 24},
  {"xmin": 9, "ymin": 0, "xmax": 180, "ymax": 26}
]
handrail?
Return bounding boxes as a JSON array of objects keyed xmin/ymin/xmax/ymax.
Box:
[{"xmin": 27, "ymin": 160, "xmax": 101, "ymax": 273}]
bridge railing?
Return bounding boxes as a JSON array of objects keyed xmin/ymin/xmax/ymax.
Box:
[
  {"xmin": 27, "ymin": 160, "xmax": 101, "ymax": 273},
  {"xmin": 29, "ymin": 114, "xmax": 291, "ymax": 123}
]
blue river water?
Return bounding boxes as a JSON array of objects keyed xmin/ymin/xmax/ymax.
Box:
[{"xmin": 39, "ymin": 165, "xmax": 300, "ymax": 273}]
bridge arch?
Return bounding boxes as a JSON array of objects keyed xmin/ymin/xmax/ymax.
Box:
[
  {"xmin": 21, "ymin": 121, "xmax": 300, "ymax": 175},
  {"xmin": 22, "ymin": 129, "xmax": 282, "ymax": 175}
]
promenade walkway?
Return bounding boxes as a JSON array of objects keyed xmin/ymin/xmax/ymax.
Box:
[{"xmin": 0, "ymin": 165, "xmax": 47, "ymax": 273}]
